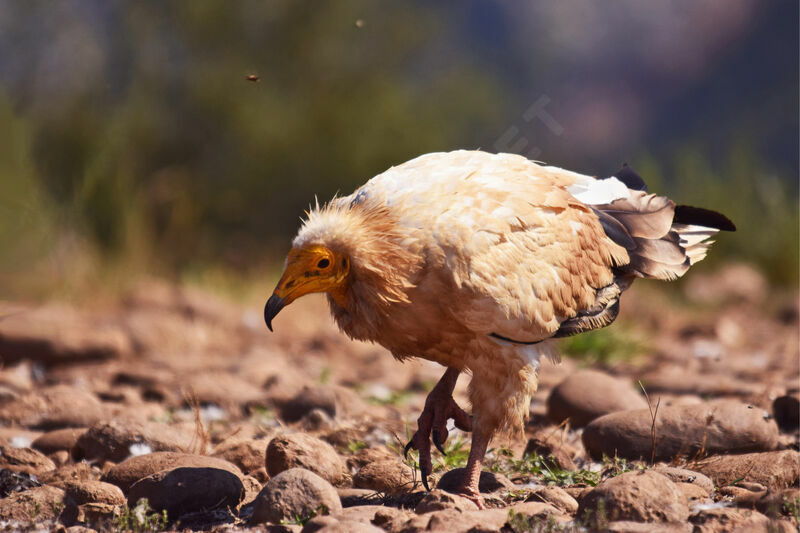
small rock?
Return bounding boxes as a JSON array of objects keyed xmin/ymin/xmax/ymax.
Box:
[
  {"xmin": 32, "ymin": 428, "xmax": 87, "ymax": 455},
  {"xmin": 64, "ymin": 480, "xmax": 126, "ymax": 505},
  {"xmin": 692, "ymin": 450, "xmax": 799, "ymax": 490},
  {"xmin": 547, "ymin": 370, "xmax": 648, "ymax": 426},
  {"xmin": 415, "ymin": 490, "xmax": 478, "ymax": 513},
  {"xmin": 242, "ymin": 474, "xmax": 263, "ymax": 503},
  {"xmin": 523, "ymin": 434, "xmax": 578, "ymax": 471},
  {"xmin": 773, "ymin": 394, "xmax": 799, "ymax": 431},
  {"xmin": 302, "ymin": 515, "xmax": 384, "ymax": 532},
  {"xmin": 582, "ymin": 399, "xmax": 779, "ymax": 461},
  {"xmin": 72, "ymin": 420, "xmax": 194, "ymax": 463},
  {"xmin": 103, "ymin": 451, "xmax": 243, "ymax": 492},
  {"xmin": 345, "ymin": 446, "xmax": 396, "ymax": 472},
  {"xmin": 650, "ymin": 466, "xmax": 714, "ymax": 496},
  {"xmin": 278, "ymin": 385, "xmax": 366, "ymax": 423},
  {"xmin": 0, "ymin": 445, "xmax": 55, "ymax": 475},
  {"xmin": 0, "ymin": 304, "xmax": 130, "ymax": 365},
  {"xmin": 128, "ymin": 467, "xmax": 245, "ymax": 519},
  {"xmin": 675, "ymin": 482, "xmax": 710, "ymax": 502},
  {"xmin": 640, "ymin": 370, "xmax": 761, "ymax": 398},
  {"xmin": 525, "ymin": 485, "xmax": 579, "ymax": 514},
  {"xmin": 337, "ymin": 488, "xmax": 382, "ymax": 507},
  {"xmin": 397, "ymin": 508, "xmax": 510, "ymax": 533},
  {"xmin": 0, "ymin": 386, "xmax": 107, "ymax": 429},
  {"xmin": 39, "ymin": 462, "xmax": 102, "ymax": 488},
  {"xmin": 752, "ymin": 488, "xmax": 800, "ymax": 518},
  {"xmin": 436, "ymin": 468, "xmax": 513, "ymax": 494},
  {"xmin": 299, "ymin": 408, "xmax": 336, "ymax": 431},
  {"xmin": 690, "ymin": 507, "xmax": 770, "ymax": 533},
  {"xmin": 250, "ymin": 468, "xmax": 342, "ymax": 525},
  {"xmin": 323, "ymin": 427, "xmax": 368, "ymax": 449},
  {"xmin": 213, "ymin": 438, "xmax": 269, "ymax": 474},
  {"xmin": 0, "ymin": 485, "xmax": 66, "ymax": 522},
  {"xmin": 507, "ymin": 500, "xmax": 565, "ymax": 522},
  {"xmin": 266, "ymin": 434, "xmax": 347, "ymax": 486},
  {"xmin": 0, "ymin": 469, "xmax": 41, "ymax": 497},
  {"xmin": 352, "ymin": 460, "xmax": 417, "ymax": 495},
  {"xmin": 578, "ymin": 470, "xmax": 689, "ymax": 523}
]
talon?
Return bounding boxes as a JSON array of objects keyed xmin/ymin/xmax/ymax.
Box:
[
  {"xmin": 404, "ymin": 439, "xmax": 414, "ymax": 459},
  {"xmin": 432, "ymin": 429, "xmax": 446, "ymax": 456},
  {"xmin": 421, "ymin": 471, "xmax": 430, "ymax": 491}
]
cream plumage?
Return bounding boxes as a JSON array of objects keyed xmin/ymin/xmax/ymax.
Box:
[{"xmin": 264, "ymin": 150, "xmax": 734, "ymax": 503}]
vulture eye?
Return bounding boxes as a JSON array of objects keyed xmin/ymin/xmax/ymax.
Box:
[{"xmin": 317, "ymin": 258, "xmax": 331, "ymax": 269}]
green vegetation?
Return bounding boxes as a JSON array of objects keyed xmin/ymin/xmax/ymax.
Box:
[
  {"xmin": 115, "ymin": 498, "xmax": 169, "ymax": 533},
  {"xmin": 560, "ymin": 326, "xmax": 647, "ymax": 366},
  {"xmin": 489, "ymin": 448, "xmax": 601, "ymax": 487},
  {"xmin": 279, "ymin": 505, "xmax": 329, "ymax": 526}
]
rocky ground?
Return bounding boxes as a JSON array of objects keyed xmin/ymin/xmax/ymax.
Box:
[{"xmin": 0, "ymin": 264, "xmax": 797, "ymax": 532}]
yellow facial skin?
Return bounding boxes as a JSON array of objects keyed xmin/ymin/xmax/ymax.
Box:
[{"xmin": 264, "ymin": 245, "xmax": 349, "ymax": 331}]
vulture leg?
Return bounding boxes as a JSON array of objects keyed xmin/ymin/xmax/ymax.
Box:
[
  {"xmin": 456, "ymin": 426, "xmax": 490, "ymax": 508},
  {"xmin": 404, "ymin": 367, "xmax": 472, "ymax": 491}
]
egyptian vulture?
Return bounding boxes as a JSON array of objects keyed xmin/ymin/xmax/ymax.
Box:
[{"xmin": 264, "ymin": 150, "xmax": 734, "ymax": 505}]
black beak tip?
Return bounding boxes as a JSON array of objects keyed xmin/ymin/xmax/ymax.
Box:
[{"xmin": 264, "ymin": 294, "xmax": 285, "ymax": 333}]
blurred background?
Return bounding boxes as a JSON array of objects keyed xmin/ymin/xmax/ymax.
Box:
[{"xmin": 0, "ymin": 0, "xmax": 797, "ymax": 301}]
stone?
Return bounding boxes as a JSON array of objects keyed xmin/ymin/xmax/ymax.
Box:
[
  {"xmin": 213, "ymin": 438, "xmax": 269, "ymax": 474},
  {"xmin": 689, "ymin": 507, "xmax": 771, "ymax": 533},
  {"xmin": 547, "ymin": 370, "xmax": 648, "ymax": 426},
  {"xmin": 31, "ymin": 428, "xmax": 87, "ymax": 455},
  {"xmin": 578, "ymin": 470, "xmax": 689, "ymax": 523},
  {"xmin": 266, "ymin": 433, "xmax": 347, "ymax": 486},
  {"xmin": 337, "ymin": 487, "xmax": 382, "ymax": 507},
  {"xmin": 345, "ymin": 446, "xmax": 396, "ymax": 472},
  {"xmin": 352, "ymin": 460, "xmax": 418, "ymax": 495},
  {"xmin": 508, "ymin": 501, "xmax": 565, "ymax": 522},
  {"xmin": 0, "ymin": 386, "xmax": 107, "ymax": 429},
  {"xmin": 250, "ymin": 468, "xmax": 342, "ymax": 525},
  {"xmin": 128, "ymin": 467, "xmax": 245, "ymax": 519},
  {"xmin": 302, "ymin": 515, "xmax": 384, "ymax": 532},
  {"xmin": 0, "ymin": 304, "xmax": 129, "ymax": 365},
  {"xmin": 582, "ymin": 399, "xmax": 779, "ymax": 461},
  {"xmin": 0, "ymin": 445, "xmax": 55, "ymax": 475},
  {"xmin": 64, "ymin": 480, "xmax": 126, "ymax": 506},
  {"xmin": 773, "ymin": 394, "xmax": 799, "ymax": 431},
  {"xmin": 692, "ymin": 450, "xmax": 800, "ymax": 490},
  {"xmin": 676, "ymin": 482, "xmax": 711, "ymax": 502},
  {"xmin": 38, "ymin": 462, "xmax": 102, "ymax": 488},
  {"xmin": 435, "ymin": 468, "xmax": 514, "ymax": 494},
  {"xmin": 103, "ymin": 451, "xmax": 243, "ymax": 492},
  {"xmin": 524, "ymin": 485, "xmax": 579, "ymax": 514},
  {"xmin": 0, "ymin": 485, "xmax": 66, "ymax": 522},
  {"xmin": 0, "ymin": 469, "xmax": 41, "ymax": 497},
  {"xmin": 397, "ymin": 508, "xmax": 510, "ymax": 533},
  {"xmin": 72, "ymin": 420, "xmax": 195, "ymax": 463},
  {"xmin": 523, "ymin": 434, "xmax": 578, "ymax": 471},
  {"xmin": 278, "ymin": 385, "xmax": 366, "ymax": 423},
  {"xmin": 415, "ymin": 490, "xmax": 479, "ymax": 513},
  {"xmin": 650, "ymin": 466, "xmax": 714, "ymax": 496}
]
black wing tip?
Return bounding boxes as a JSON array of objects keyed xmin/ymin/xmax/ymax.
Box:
[
  {"xmin": 613, "ymin": 163, "xmax": 648, "ymax": 192},
  {"xmin": 674, "ymin": 205, "xmax": 736, "ymax": 232}
]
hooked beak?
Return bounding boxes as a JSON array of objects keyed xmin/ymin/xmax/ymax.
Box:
[{"xmin": 263, "ymin": 294, "xmax": 286, "ymax": 332}]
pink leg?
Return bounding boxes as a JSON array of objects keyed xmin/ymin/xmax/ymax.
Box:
[
  {"xmin": 454, "ymin": 426, "xmax": 490, "ymax": 509},
  {"xmin": 404, "ymin": 367, "xmax": 472, "ymax": 490}
]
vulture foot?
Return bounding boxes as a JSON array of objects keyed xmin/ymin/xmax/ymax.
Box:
[{"xmin": 404, "ymin": 367, "xmax": 472, "ymax": 490}]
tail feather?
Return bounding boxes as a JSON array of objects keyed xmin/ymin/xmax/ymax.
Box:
[{"xmin": 590, "ymin": 173, "xmax": 734, "ymax": 281}]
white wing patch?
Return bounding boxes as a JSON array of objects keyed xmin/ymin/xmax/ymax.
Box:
[{"xmin": 566, "ymin": 176, "xmax": 630, "ymax": 205}]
